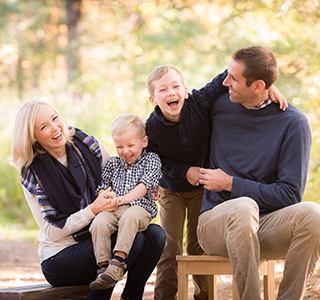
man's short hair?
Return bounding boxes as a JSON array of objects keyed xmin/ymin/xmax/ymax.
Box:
[
  {"xmin": 232, "ymin": 46, "xmax": 279, "ymax": 89},
  {"xmin": 147, "ymin": 65, "xmax": 186, "ymax": 97}
]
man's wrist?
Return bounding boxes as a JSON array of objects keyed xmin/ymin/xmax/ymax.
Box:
[{"xmin": 225, "ymin": 175, "xmax": 233, "ymax": 192}]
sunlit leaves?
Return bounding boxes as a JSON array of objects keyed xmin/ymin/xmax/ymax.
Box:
[{"xmin": 1, "ymin": 0, "xmax": 320, "ymax": 223}]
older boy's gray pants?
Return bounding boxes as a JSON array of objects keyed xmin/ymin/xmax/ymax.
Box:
[{"xmin": 155, "ymin": 186, "xmax": 208, "ymax": 300}]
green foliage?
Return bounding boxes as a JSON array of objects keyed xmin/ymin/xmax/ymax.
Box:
[
  {"xmin": 1, "ymin": 0, "xmax": 320, "ymax": 224},
  {"xmin": 0, "ymin": 223, "xmax": 39, "ymax": 241}
]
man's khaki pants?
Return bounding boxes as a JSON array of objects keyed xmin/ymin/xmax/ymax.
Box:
[{"xmin": 197, "ymin": 197, "xmax": 320, "ymax": 300}]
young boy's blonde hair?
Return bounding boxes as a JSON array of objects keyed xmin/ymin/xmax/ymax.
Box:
[
  {"xmin": 111, "ymin": 113, "xmax": 146, "ymax": 140},
  {"xmin": 147, "ymin": 65, "xmax": 186, "ymax": 97}
]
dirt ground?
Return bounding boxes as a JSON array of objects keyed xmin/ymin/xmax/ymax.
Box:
[{"xmin": 1, "ymin": 238, "xmax": 320, "ymax": 299}]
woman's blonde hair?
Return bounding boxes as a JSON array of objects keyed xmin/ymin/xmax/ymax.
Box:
[
  {"xmin": 10, "ymin": 100, "xmax": 74, "ymax": 169},
  {"xmin": 111, "ymin": 113, "xmax": 146, "ymax": 140}
]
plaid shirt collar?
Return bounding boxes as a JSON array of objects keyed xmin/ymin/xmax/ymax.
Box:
[
  {"xmin": 247, "ymin": 97, "xmax": 272, "ymax": 110},
  {"xmin": 119, "ymin": 149, "xmax": 147, "ymax": 170}
]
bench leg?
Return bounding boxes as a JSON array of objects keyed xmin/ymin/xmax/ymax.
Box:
[
  {"xmin": 208, "ymin": 275, "xmax": 218, "ymax": 300},
  {"xmin": 178, "ymin": 273, "xmax": 189, "ymax": 300},
  {"xmin": 263, "ymin": 261, "xmax": 275, "ymax": 300}
]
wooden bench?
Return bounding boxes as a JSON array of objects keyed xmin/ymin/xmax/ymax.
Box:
[
  {"xmin": 177, "ymin": 255, "xmax": 275, "ymax": 300},
  {"xmin": 0, "ymin": 284, "xmax": 90, "ymax": 300}
]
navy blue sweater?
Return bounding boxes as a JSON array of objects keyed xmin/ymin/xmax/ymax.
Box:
[
  {"xmin": 201, "ymin": 93, "xmax": 311, "ymax": 216},
  {"xmin": 146, "ymin": 70, "xmax": 228, "ymax": 192}
]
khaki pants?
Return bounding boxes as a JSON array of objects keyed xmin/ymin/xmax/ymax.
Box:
[
  {"xmin": 197, "ymin": 197, "xmax": 320, "ymax": 300},
  {"xmin": 154, "ymin": 186, "xmax": 208, "ymax": 300},
  {"xmin": 89, "ymin": 205, "xmax": 151, "ymax": 264}
]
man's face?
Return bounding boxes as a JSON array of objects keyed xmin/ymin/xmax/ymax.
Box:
[{"xmin": 223, "ymin": 59, "xmax": 256, "ymax": 107}]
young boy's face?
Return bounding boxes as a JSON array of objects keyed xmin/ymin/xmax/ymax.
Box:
[
  {"xmin": 113, "ymin": 128, "xmax": 148, "ymax": 166},
  {"xmin": 149, "ymin": 70, "xmax": 188, "ymax": 122}
]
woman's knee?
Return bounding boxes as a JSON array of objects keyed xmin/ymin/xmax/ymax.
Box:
[{"xmin": 145, "ymin": 224, "xmax": 166, "ymax": 249}]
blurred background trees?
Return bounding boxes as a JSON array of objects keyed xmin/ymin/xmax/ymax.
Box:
[{"xmin": 1, "ymin": 0, "xmax": 319, "ymax": 227}]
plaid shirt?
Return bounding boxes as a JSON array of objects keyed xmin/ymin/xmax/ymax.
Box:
[
  {"xmin": 97, "ymin": 150, "xmax": 162, "ymax": 219},
  {"xmin": 247, "ymin": 97, "xmax": 272, "ymax": 110}
]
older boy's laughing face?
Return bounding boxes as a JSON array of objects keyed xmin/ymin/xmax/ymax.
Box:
[{"xmin": 149, "ymin": 70, "xmax": 188, "ymax": 122}]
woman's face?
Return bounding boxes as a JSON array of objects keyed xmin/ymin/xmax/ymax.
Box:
[{"xmin": 34, "ymin": 104, "xmax": 67, "ymax": 159}]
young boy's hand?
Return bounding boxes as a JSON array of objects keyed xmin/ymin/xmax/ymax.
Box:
[
  {"xmin": 116, "ymin": 196, "xmax": 126, "ymax": 206},
  {"xmin": 102, "ymin": 187, "xmax": 116, "ymax": 199},
  {"xmin": 186, "ymin": 166, "xmax": 201, "ymax": 186},
  {"xmin": 153, "ymin": 186, "xmax": 159, "ymax": 201},
  {"xmin": 269, "ymin": 85, "xmax": 288, "ymax": 111}
]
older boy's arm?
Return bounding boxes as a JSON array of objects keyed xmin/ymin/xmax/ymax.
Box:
[{"xmin": 192, "ymin": 69, "xmax": 229, "ymax": 111}]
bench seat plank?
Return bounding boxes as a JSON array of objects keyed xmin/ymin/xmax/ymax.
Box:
[{"xmin": 0, "ymin": 284, "xmax": 90, "ymax": 300}]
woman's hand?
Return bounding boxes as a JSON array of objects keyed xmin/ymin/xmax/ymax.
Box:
[{"xmin": 90, "ymin": 187, "xmax": 117, "ymax": 215}]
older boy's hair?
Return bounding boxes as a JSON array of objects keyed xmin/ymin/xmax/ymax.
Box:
[
  {"xmin": 147, "ymin": 65, "xmax": 186, "ymax": 97},
  {"xmin": 232, "ymin": 46, "xmax": 279, "ymax": 89},
  {"xmin": 111, "ymin": 113, "xmax": 146, "ymax": 140}
]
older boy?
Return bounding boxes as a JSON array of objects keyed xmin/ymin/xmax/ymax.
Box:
[
  {"xmin": 89, "ymin": 113, "xmax": 162, "ymax": 290},
  {"xmin": 146, "ymin": 66, "xmax": 228, "ymax": 300}
]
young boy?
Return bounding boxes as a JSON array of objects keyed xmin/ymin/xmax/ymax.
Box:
[
  {"xmin": 145, "ymin": 65, "xmax": 287, "ymax": 300},
  {"xmin": 89, "ymin": 113, "xmax": 162, "ymax": 290}
]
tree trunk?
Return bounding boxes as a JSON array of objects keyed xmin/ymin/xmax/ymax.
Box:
[{"xmin": 65, "ymin": 0, "xmax": 81, "ymax": 83}]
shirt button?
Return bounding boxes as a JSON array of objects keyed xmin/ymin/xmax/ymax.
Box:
[{"xmin": 182, "ymin": 138, "xmax": 187, "ymax": 143}]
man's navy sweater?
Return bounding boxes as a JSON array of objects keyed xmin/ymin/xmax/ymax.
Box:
[
  {"xmin": 146, "ymin": 70, "xmax": 228, "ymax": 192},
  {"xmin": 201, "ymin": 93, "xmax": 311, "ymax": 216}
]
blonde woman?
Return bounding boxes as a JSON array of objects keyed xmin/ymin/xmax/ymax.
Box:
[{"xmin": 11, "ymin": 100, "xmax": 165, "ymax": 300}]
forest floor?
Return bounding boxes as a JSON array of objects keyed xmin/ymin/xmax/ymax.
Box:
[{"xmin": 1, "ymin": 238, "xmax": 320, "ymax": 299}]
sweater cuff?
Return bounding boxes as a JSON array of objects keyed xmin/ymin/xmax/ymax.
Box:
[{"xmin": 84, "ymin": 205, "xmax": 96, "ymax": 220}]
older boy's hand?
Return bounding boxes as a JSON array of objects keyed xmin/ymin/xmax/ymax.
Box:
[
  {"xmin": 269, "ymin": 85, "xmax": 288, "ymax": 111},
  {"xmin": 186, "ymin": 166, "xmax": 201, "ymax": 186},
  {"xmin": 199, "ymin": 168, "xmax": 233, "ymax": 192}
]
